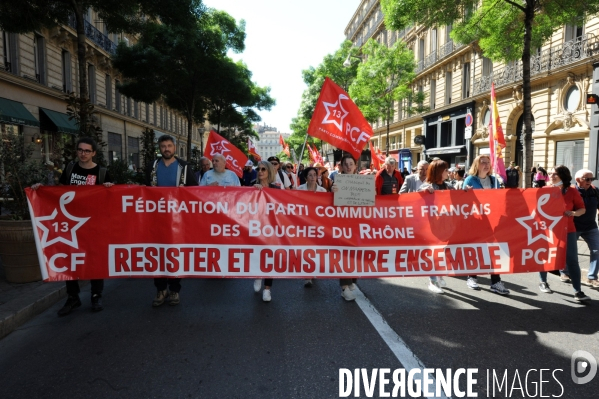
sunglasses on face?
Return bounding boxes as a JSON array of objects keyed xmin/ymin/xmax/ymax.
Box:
[
  {"xmin": 77, "ymin": 148, "xmax": 93, "ymax": 154},
  {"xmin": 257, "ymin": 167, "xmax": 267, "ymax": 172},
  {"xmin": 286, "ymin": 166, "xmax": 293, "ymax": 169},
  {"xmin": 581, "ymin": 177, "xmax": 594, "ymax": 182},
  {"xmin": 271, "ymin": 162, "xmax": 279, "ymax": 166}
]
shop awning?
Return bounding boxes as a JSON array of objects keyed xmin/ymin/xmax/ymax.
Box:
[
  {"xmin": 0, "ymin": 97, "xmax": 39, "ymax": 127},
  {"xmin": 39, "ymin": 108, "xmax": 79, "ymax": 135},
  {"xmin": 425, "ymin": 145, "xmax": 466, "ymax": 156}
]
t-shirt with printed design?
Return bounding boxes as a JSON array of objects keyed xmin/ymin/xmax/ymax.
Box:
[{"xmin": 59, "ymin": 163, "xmax": 111, "ymax": 186}]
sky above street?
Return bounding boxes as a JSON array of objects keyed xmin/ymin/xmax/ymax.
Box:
[{"xmin": 203, "ymin": 0, "xmax": 361, "ymax": 133}]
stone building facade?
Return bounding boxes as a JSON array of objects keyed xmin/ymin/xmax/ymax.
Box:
[
  {"xmin": 0, "ymin": 9, "xmax": 203, "ymax": 169},
  {"xmin": 345, "ymin": 0, "xmax": 599, "ymax": 182}
]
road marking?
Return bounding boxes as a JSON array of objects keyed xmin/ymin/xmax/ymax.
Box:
[{"xmin": 354, "ymin": 287, "xmax": 451, "ymax": 399}]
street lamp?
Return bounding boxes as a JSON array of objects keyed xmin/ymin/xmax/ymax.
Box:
[{"xmin": 343, "ymin": 53, "xmax": 363, "ymax": 68}]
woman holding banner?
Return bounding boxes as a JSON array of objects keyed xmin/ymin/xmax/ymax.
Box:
[
  {"xmin": 463, "ymin": 155, "xmax": 511, "ymax": 295},
  {"xmin": 538, "ymin": 165, "xmax": 591, "ymax": 302},
  {"xmin": 418, "ymin": 159, "xmax": 455, "ymax": 294},
  {"xmin": 297, "ymin": 167, "xmax": 327, "ymax": 287},
  {"xmin": 331, "ymin": 154, "xmax": 360, "ymax": 301},
  {"xmin": 251, "ymin": 160, "xmax": 280, "ymax": 302}
]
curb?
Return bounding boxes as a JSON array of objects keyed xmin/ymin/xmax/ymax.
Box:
[{"xmin": 0, "ymin": 283, "xmax": 67, "ymax": 340}]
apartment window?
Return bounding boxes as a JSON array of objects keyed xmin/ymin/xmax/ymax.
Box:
[
  {"xmin": 445, "ymin": 25, "xmax": 452, "ymax": 43},
  {"xmin": 430, "ymin": 28, "xmax": 438, "ymax": 56},
  {"xmin": 2, "ymin": 32, "xmax": 19, "ymax": 74},
  {"xmin": 418, "ymin": 38, "xmax": 425, "ymax": 61},
  {"xmin": 88, "ymin": 64, "xmax": 96, "ymax": 104},
  {"xmin": 556, "ymin": 140, "xmax": 584, "ymax": 175},
  {"xmin": 134, "ymin": 100, "xmax": 138, "ymax": 119},
  {"xmin": 564, "ymin": 24, "xmax": 584, "ymax": 42},
  {"xmin": 62, "ymin": 50, "xmax": 72, "ymax": 93},
  {"xmin": 462, "ymin": 63, "xmax": 470, "ymax": 99},
  {"xmin": 115, "ymin": 80, "xmax": 121, "ymax": 112},
  {"xmin": 445, "ymin": 72, "xmax": 452, "ymax": 105},
  {"xmin": 127, "ymin": 97, "xmax": 132, "ymax": 117},
  {"xmin": 145, "ymin": 103, "xmax": 150, "ymax": 123},
  {"xmin": 160, "ymin": 106, "xmax": 163, "ymax": 127},
  {"xmin": 153, "ymin": 103, "xmax": 157, "ymax": 125},
  {"xmin": 564, "ymin": 86, "xmax": 580, "ymax": 112},
  {"xmin": 128, "ymin": 136, "xmax": 140, "ymax": 169},
  {"xmin": 33, "ymin": 34, "xmax": 46, "ymax": 84},
  {"xmin": 105, "ymin": 75, "xmax": 112, "ymax": 109},
  {"xmin": 482, "ymin": 57, "xmax": 493, "ymax": 76},
  {"xmin": 108, "ymin": 132, "xmax": 123, "ymax": 165},
  {"xmin": 430, "ymin": 80, "xmax": 436, "ymax": 109}
]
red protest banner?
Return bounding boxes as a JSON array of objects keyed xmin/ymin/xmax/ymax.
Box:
[
  {"xmin": 307, "ymin": 77, "xmax": 373, "ymax": 160},
  {"xmin": 26, "ymin": 186, "xmax": 567, "ymax": 281},
  {"xmin": 204, "ymin": 130, "xmax": 248, "ymax": 177}
]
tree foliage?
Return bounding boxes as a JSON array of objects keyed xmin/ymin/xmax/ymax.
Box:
[
  {"xmin": 380, "ymin": 0, "xmax": 599, "ymax": 186},
  {"xmin": 112, "ymin": 8, "xmax": 264, "ymax": 160},
  {"xmin": 289, "ymin": 40, "xmax": 359, "ymax": 162}
]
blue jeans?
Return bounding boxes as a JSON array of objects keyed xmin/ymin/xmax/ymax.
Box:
[
  {"xmin": 578, "ymin": 228, "xmax": 599, "ymax": 280},
  {"xmin": 540, "ymin": 232, "xmax": 581, "ymax": 292}
]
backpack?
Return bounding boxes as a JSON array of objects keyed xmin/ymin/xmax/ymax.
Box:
[
  {"xmin": 506, "ymin": 168, "xmax": 519, "ymax": 187},
  {"xmin": 65, "ymin": 161, "xmax": 106, "ymax": 184}
]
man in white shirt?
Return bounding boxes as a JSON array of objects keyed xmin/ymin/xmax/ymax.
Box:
[
  {"xmin": 400, "ymin": 160, "xmax": 429, "ymax": 193},
  {"xmin": 200, "ymin": 154, "xmax": 240, "ymax": 187},
  {"xmin": 268, "ymin": 156, "xmax": 291, "ymax": 189}
]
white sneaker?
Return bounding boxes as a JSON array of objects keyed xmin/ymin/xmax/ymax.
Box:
[
  {"xmin": 349, "ymin": 283, "xmax": 357, "ymax": 291},
  {"xmin": 253, "ymin": 279, "xmax": 262, "ymax": 293},
  {"xmin": 428, "ymin": 281, "xmax": 444, "ymax": 294},
  {"xmin": 341, "ymin": 287, "xmax": 356, "ymax": 301},
  {"xmin": 262, "ymin": 289, "xmax": 271, "ymax": 302},
  {"xmin": 467, "ymin": 277, "xmax": 480, "ymax": 290},
  {"xmin": 438, "ymin": 277, "xmax": 447, "ymax": 287}
]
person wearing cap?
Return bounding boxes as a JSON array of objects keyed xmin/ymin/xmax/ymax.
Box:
[
  {"xmin": 200, "ymin": 154, "xmax": 240, "ymax": 187},
  {"xmin": 242, "ymin": 160, "xmax": 256, "ymax": 186},
  {"xmin": 375, "ymin": 157, "xmax": 404, "ymax": 195},
  {"xmin": 267, "ymin": 156, "xmax": 292, "ymax": 189}
]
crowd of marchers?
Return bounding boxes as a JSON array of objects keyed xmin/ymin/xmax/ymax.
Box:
[{"xmin": 31, "ymin": 134, "xmax": 598, "ymax": 314}]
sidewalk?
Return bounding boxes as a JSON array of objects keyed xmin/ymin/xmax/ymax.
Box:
[{"xmin": 0, "ymin": 240, "xmax": 593, "ymax": 340}]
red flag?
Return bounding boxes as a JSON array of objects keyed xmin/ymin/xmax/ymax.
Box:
[
  {"xmin": 307, "ymin": 77, "xmax": 373, "ymax": 160},
  {"xmin": 279, "ymin": 134, "xmax": 291, "ymax": 157},
  {"xmin": 370, "ymin": 141, "xmax": 382, "ymax": 170},
  {"xmin": 204, "ymin": 130, "xmax": 248, "ymax": 178},
  {"xmin": 248, "ymin": 138, "xmax": 261, "ymax": 161},
  {"xmin": 489, "ymin": 83, "xmax": 507, "ymax": 183}
]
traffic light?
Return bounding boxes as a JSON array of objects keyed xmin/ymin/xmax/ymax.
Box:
[{"xmin": 587, "ymin": 94, "xmax": 599, "ymax": 104}]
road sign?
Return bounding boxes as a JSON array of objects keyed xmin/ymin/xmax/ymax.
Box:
[
  {"xmin": 465, "ymin": 126, "xmax": 472, "ymax": 139},
  {"xmin": 465, "ymin": 113, "xmax": 473, "ymax": 127}
]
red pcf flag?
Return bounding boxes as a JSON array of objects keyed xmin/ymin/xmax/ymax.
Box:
[
  {"xmin": 248, "ymin": 138, "xmax": 261, "ymax": 161},
  {"xmin": 370, "ymin": 141, "xmax": 385, "ymax": 170},
  {"xmin": 307, "ymin": 77, "xmax": 373, "ymax": 160},
  {"xmin": 204, "ymin": 130, "xmax": 248, "ymax": 178},
  {"xmin": 279, "ymin": 134, "xmax": 291, "ymax": 157}
]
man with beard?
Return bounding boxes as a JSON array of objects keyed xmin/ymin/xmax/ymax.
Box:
[{"xmin": 145, "ymin": 135, "xmax": 198, "ymax": 307}]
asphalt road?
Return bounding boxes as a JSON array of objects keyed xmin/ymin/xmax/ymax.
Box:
[{"xmin": 0, "ymin": 272, "xmax": 597, "ymax": 398}]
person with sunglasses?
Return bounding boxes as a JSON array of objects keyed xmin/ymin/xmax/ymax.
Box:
[
  {"xmin": 267, "ymin": 156, "xmax": 291, "ymax": 190},
  {"xmin": 574, "ymin": 169, "xmax": 599, "ymax": 288},
  {"xmin": 537, "ymin": 166, "xmax": 591, "ymax": 302},
  {"xmin": 251, "ymin": 161, "xmax": 280, "ymax": 301},
  {"xmin": 284, "ymin": 162, "xmax": 299, "ymax": 188},
  {"xmin": 31, "ymin": 137, "xmax": 113, "ymax": 316}
]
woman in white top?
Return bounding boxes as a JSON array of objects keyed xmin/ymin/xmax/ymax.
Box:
[{"xmin": 297, "ymin": 167, "xmax": 327, "ymax": 192}]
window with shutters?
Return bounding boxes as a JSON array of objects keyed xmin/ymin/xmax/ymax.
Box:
[
  {"xmin": 430, "ymin": 80, "xmax": 436, "ymax": 110},
  {"xmin": 115, "ymin": 80, "xmax": 121, "ymax": 112},
  {"xmin": 88, "ymin": 64, "xmax": 96, "ymax": 104},
  {"xmin": 105, "ymin": 75, "xmax": 112, "ymax": 109},
  {"xmin": 462, "ymin": 63, "xmax": 470, "ymax": 99},
  {"xmin": 62, "ymin": 50, "xmax": 72, "ymax": 93},
  {"xmin": 2, "ymin": 32, "xmax": 19, "ymax": 74},
  {"xmin": 445, "ymin": 72, "xmax": 452, "ymax": 105},
  {"xmin": 555, "ymin": 140, "xmax": 584, "ymax": 175},
  {"xmin": 34, "ymin": 34, "xmax": 46, "ymax": 84}
]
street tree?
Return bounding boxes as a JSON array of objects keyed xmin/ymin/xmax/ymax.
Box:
[
  {"xmin": 381, "ymin": 0, "xmax": 599, "ymax": 186},
  {"xmin": 0, "ymin": 0, "xmax": 198, "ymax": 136},
  {"xmin": 349, "ymin": 38, "xmax": 420, "ymax": 155},
  {"xmin": 206, "ymin": 58, "xmax": 275, "ymax": 152},
  {"xmin": 289, "ymin": 40, "xmax": 359, "ymax": 162},
  {"xmin": 112, "ymin": 9, "xmax": 246, "ymax": 160}
]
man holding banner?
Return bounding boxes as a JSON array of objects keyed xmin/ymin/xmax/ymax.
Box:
[{"xmin": 146, "ymin": 135, "xmax": 198, "ymax": 307}]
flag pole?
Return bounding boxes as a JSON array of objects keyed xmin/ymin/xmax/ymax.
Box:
[{"xmin": 298, "ymin": 134, "xmax": 309, "ymax": 167}]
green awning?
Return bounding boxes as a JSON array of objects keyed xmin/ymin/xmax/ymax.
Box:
[
  {"xmin": 39, "ymin": 108, "xmax": 79, "ymax": 135},
  {"xmin": 0, "ymin": 97, "xmax": 39, "ymax": 127}
]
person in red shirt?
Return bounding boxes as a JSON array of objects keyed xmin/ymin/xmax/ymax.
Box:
[
  {"xmin": 375, "ymin": 157, "xmax": 404, "ymax": 195},
  {"xmin": 538, "ymin": 165, "xmax": 591, "ymax": 302}
]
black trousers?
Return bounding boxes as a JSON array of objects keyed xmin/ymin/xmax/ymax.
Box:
[
  {"xmin": 468, "ymin": 274, "xmax": 501, "ymax": 284},
  {"xmin": 340, "ymin": 278, "xmax": 357, "ymax": 287},
  {"xmin": 154, "ymin": 278, "xmax": 181, "ymax": 292},
  {"xmin": 66, "ymin": 279, "xmax": 104, "ymax": 296}
]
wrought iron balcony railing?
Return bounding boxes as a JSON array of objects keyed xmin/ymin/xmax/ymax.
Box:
[{"xmin": 67, "ymin": 14, "xmax": 117, "ymax": 55}]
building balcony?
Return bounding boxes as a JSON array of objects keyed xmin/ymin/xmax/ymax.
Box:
[
  {"xmin": 346, "ymin": 0, "xmax": 379, "ymax": 40},
  {"xmin": 473, "ymin": 33, "xmax": 599, "ymax": 95},
  {"xmin": 67, "ymin": 14, "xmax": 118, "ymax": 55},
  {"xmin": 416, "ymin": 40, "xmax": 465, "ymax": 74}
]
